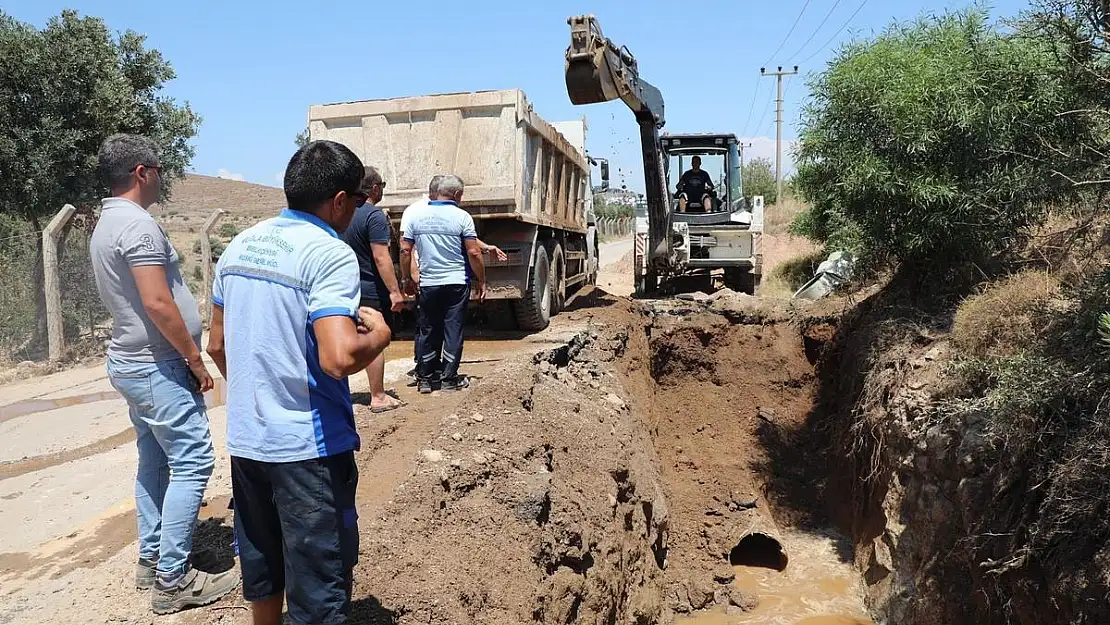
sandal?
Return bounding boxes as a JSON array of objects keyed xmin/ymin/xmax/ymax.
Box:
[{"xmin": 371, "ymin": 399, "xmax": 407, "ymax": 414}]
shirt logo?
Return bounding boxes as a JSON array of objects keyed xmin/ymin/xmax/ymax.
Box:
[{"xmin": 138, "ymin": 234, "xmax": 155, "ymax": 253}]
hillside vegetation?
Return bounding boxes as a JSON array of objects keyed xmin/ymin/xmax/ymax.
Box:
[{"xmin": 789, "ymin": 2, "xmax": 1110, "ymax": 622}]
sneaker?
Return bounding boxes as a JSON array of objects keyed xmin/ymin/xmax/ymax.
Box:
[
  {"xmin": 418, "ymin": 379, "xmax": 435, "ymax": 394},
  {"xmin": 440, "ymin": 376, "xmax": 470, "ymax": 391},
  {"xmin": 136, "ymin": 557, "xmax": 157, "ymax": 590},
  {"xmin": 151, "ymin": 568, "xmax": 240, "ymax": 615}
]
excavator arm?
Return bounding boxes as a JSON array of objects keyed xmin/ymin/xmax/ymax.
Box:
[{"xmin": 565, "ymin": 14, "xmax": 671, "ymax": 292}]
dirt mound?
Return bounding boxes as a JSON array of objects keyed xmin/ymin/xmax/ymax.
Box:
[{"xmin": 345, "ymin": 302, "xmax": 670, "ymax": 625}]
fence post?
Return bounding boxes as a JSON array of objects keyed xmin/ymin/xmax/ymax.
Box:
[
  {"xmin": 44, "ymin": 204, "xmax": 78, "ymax": 362},
  {"xmin": 200, "ymin": 209, "xmax": 227, "ymax": 325}
]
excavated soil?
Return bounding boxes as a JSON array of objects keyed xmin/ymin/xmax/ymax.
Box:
[
  {"xmin": 630, "ymin": 300, "xmax": 823, "ymax": 614},
  {"xmin": 179, "ymin": 290, "xmax": 866, "ymax": 625}
]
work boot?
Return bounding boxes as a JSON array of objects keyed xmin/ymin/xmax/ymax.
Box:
[
  {"xmin": 440, "ymin": 376, "xmax": 470, "ymax": 392},
  {"xmin": 135, "ymin": 557, "xmax": 158, "ymax": 590},
  {"xmin": 151, "ymin": 568, "xmax": 239, "ymax": 614}
]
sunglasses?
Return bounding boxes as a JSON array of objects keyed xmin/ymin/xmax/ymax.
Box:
[{"xmin": 131, "ymin": 164, "xmax": 164, "ymax": 175}]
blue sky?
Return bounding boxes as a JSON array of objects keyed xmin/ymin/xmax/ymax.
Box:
[{"xmin": 5, "ymin": 0, "xmax": 1030, "ymax": 192}]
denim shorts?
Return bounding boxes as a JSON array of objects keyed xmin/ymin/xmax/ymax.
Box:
[{"xmin": 231, "ymin": 452, "xmax": 359, "ymax": 625}]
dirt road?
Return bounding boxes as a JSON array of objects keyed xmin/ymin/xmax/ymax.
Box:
[{"xmin": 0, "ymin": 238, "xmax": 633, "ymax": 624}]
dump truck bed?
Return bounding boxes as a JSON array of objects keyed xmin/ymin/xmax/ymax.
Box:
[{"xmin": 308, "ymin": 89, "xmax": 589, "ymax": 234}]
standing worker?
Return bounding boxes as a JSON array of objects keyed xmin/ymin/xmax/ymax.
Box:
[
  {"xmin": 206, "ymin": 140, "xmax": 392, "ymax": 625},
  {"xmin": 400, "ymin": 174, "xmax": 487, "ymax": 393},
  {"xmin": 89, "ymin": 133, "xmax": 239, "ymax": 613},
  {"xmin": 341, "ymin": 166, "xmax": 406, "ymax": 413}
]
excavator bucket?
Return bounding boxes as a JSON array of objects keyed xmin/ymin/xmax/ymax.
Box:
[
  {"xmin": 564, "ymin": 14, "xmax": 671, "ymax": 293},
  {"xmin": 565, "ymin": 15, "xmax": 623, "ymax": 106}
]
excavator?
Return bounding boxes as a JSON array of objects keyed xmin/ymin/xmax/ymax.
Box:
[{"xmin": 565, "ymin": 14, "xmax": 764, "ymax": 295}]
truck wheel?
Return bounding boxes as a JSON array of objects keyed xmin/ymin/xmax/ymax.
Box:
[
  {"xmin": 515, "ymin": 245, "xmax": 552, "ymax": 331},
  {"xmin": 549, "ymin": 243, "xmax": 566, "ymax": 314},
  {"xmin": 586, "ymin": 227, "xmax": 599, "ymax": 285}
]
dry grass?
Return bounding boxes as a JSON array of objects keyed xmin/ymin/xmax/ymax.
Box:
[
  {"xmin": 951, "ymin": 270, "xmax": 1059, "ymax": 358},
  {"xmin": 764, "ymin": 195, "xmax": 808, "ymax": 235}
]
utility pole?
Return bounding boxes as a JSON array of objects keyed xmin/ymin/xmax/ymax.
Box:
[{"xmin": 761, "ymin": 65, "xmax": 798, "ymax": 204}]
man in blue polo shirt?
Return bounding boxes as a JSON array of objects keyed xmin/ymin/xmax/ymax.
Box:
[
  {"xmin": 399, "ymin": 174, "xmax": 487, "ymax": 394},
  {"xmin": 205, "ymin": 140, "xmax": 391, "ymax": 625}
]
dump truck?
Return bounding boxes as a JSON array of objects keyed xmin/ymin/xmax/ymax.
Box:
[{"xmin": 307, "ymin": 89, "xmax": 599, "ymax": 330}]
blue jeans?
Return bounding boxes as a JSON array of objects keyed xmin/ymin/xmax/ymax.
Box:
[{"xmin": 107, "ymin": 356, "xmax": 215, "ymax": 578}]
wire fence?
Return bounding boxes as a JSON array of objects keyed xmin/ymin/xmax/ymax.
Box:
[
  {"xmin": 0, "ymin": 222, "xmax": 43, "ymax": 362},
  {"xmin": 0, "ymin": 212, "xmax": 111, "ymax": 363},
  {"xmin": 59, "ymin": 212, "xmax": 111, "ymax": 356},
  {"xmin": 597, "ymin": 217, "xmax": 633, "ymax": 238}
]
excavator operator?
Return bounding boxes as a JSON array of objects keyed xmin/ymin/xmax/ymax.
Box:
[{"xmin": 676, "ymin": 156, "xmax": 714, "ymax": 213}]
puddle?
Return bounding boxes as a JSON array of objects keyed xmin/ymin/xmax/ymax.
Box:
[
  {"xmin": 0, "ymin": 391, "xmax": 119, "ymax": 425},
  {"xmin": 0, "ymin": 378, "xmax": 229, "ymax": 423},
  {"xmin": 677, "ymin": 531, "xmax": 874, "ymax": 625}
]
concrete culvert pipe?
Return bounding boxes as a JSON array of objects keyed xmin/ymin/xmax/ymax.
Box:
[{"xmin": 730, "ymin": 531, "xmax": 789, "ymax": 572}]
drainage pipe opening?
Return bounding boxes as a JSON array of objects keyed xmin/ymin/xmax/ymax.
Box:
[{"xmin": 729, "ymin": 532, "xmax": 788, "ymax": 572}]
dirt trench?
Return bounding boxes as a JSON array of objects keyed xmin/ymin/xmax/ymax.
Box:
[{"xmin": 283, "ymin": 290, "xmax": 872, "ymax": 625}]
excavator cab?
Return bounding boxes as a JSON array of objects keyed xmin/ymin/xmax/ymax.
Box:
[{"xmin": 662, "ymin": 133, "xmax": 745, "ymax": 225}]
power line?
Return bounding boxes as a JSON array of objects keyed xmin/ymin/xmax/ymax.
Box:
[
  {"xmin": 786, "ymin": 0, "xmax": 844, "ymax": 63},
  {"xmin": 741, "ymin": 77, "xmax": 763, "ymax": 137},
  {"xmin": 753, "ymin": 84, "xmax": 775, "ymax": 138},
  {"xmin": 798, "ymin": 0, "xmax": 870, "ymax": 66},
  {"xmin": 762, "ymin": 0, "xmax": 814, "ymax": 67}
]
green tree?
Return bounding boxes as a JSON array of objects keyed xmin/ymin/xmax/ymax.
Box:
[
  {"xmin": 0, "ymin": 10, "xmax": 200, "ymax": 350},
  {"xmin": 791, "ymin": 8, "xmax": 1087, "ymax": 269},
  {"xmin": 742, "ymin": 157, "xmax": 777, "ymax": 205},
  {"xmin": 593, "ymin": 196, "xmax": 633, "ymax": 220},
  {"xmin": 295, "ymin": 128, "xmax": 310, "ymax": 148}
]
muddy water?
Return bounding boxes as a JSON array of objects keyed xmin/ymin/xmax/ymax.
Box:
[
  {"xmin": 677, "ymin": 531, "xmax": 873, "ymax": 625},
  {"xmin": 0, "ymin": 390, "xmax": 119, "ymax": 424}
]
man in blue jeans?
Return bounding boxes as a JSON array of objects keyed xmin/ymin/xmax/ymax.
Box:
[
  {"xmin": 400, "ymin": 174, "xmax": 487, "ymax": 394},
  {"xmin": 89, "ymin": 134, "xmax": 239, "ymax": 613},
  {"xmin": 206, "ymin": 140, "xmax": 391, "ymax": 625}
]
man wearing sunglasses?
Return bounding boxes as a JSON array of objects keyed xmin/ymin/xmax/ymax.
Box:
[
  {"xmin": 90, "ymin": 134, "xmax": 239, "ymax": 613},
  {"xmin": 340, "ymin": 167, "xmax": 405, "ymax": 413},
  {"xmin": 206, "ymin": 140, "xmax": 391, "ymax": 625}
]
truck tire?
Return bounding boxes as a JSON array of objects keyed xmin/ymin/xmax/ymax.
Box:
[
  {"xmin": 549, "ymin": 243, "xmax": 566, "ymax": 314},
  {"xmin": 586, "ymin": 227, "xmax": 599, "ymax": 285},
  {"xmin": 515, "ymin": 245, "xmax": 552, "ymax": 331}
]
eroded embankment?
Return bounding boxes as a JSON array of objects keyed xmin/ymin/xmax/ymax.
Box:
[
  {"xmin": 811, "ymin": 276, "xmax": 1110, "ymax": 625},
  {"xmin": 327, "ymin": 292, "xmax": 872, "ymax": 625}
]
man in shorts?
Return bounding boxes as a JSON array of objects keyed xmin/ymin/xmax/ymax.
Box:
[
  {"xmin": 206, "ymin": 140, "xmax": 392, "ymax": 625},
  {"xmin": 341, "ymin": 167, "xmax": 405, "ymax": 412}
]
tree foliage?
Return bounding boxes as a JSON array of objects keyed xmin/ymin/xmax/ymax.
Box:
[
  {"xmin": 791, "ymin": 8, "xmax": 1093, "ymax": 268},
  {"xmin": 295, "ymin": 127, "xmax": 310, "ymax": 149},
  {"xmin": 742, "ymin": 157, "xmax": 777, "ymax": 205},
  {"xmin": 0, "ymin": 10, "xmax": 200, "ymax": 226},
  {"xmin": 593, "ymin": 196, "xmax": 633, "ymax": 219}
]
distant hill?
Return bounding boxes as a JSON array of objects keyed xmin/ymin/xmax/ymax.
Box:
[
  {"xmin": 152, "ymin": 174, "xmax": 287, "ymax": 292},
  {"xmin": 156, "ymin": 174, "xmax": 285, "ymax": 234}
]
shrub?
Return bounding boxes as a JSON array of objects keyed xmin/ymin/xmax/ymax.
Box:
[
  {"xmin": 191, "ymin": 236, "xmax": 225, "ymax": 261},
  {"xmin": 218, "ymin": 222, "xmax": 240, "ymax": 239},
  {"xmin": 792, "ymin": 8, "xmax": 1087, "ymax": 271}
]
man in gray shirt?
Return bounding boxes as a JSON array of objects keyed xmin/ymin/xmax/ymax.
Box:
[{"xmin": 90, "ymin": 134, "xmax": 238, "ymax": 614}]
